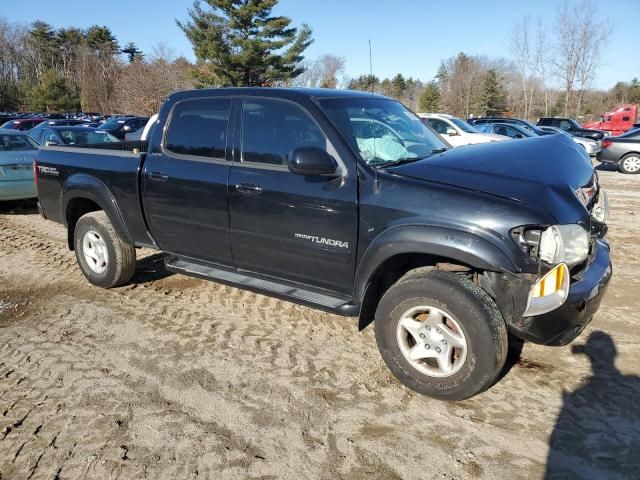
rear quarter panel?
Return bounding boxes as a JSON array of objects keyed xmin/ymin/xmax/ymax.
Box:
[{"xmin": 36, "ymin": 147, "xmax": 153, "ymax": 245}]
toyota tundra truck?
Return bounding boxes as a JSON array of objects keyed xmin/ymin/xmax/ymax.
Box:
[{"xmin": 35, "ymin": 88, "xmax": 612, "ymax": 400}]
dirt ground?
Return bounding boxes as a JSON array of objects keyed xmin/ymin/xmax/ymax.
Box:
[{"xmin": 1, "ymin": 163, "xmax": 638, "ymax": 480}]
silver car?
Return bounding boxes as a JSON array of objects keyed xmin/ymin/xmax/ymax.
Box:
[{"xmin": 539, "ymin": 126, "xmax": 601, "ymax": 156}]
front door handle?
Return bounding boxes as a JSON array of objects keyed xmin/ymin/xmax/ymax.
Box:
[
  {"xmin": 148, "ymin": 171, "xmax": 168, "ymax": 181},
  {"xmin": 236, "ymin": 183, "xmax": 263, "ymax": 194}
]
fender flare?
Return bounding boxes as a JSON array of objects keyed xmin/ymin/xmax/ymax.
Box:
[
  {"xmin": 60, "ymin": 173, "xmax": 133, "ymax": 247},
  {"xmin": 354, "ymin": 224, "xmax": 518, "ymax": 301}
]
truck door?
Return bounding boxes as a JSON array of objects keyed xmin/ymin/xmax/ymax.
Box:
[
  {"xmin": 141, "ymin": 97, "xmax": 234, "ymax": 265},
  {"xmin": 228, "ymin": 98, "xmax": 358, "ymax": 295}
]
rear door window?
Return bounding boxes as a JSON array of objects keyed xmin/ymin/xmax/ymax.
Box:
[{"xmin": 165, "ymin": 98, "xmax": 231, "ymax": 159}]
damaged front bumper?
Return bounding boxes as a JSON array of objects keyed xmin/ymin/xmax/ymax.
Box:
[{"xmin": 486, "ymin": 239, "xmax": 612, "ymax": 346}]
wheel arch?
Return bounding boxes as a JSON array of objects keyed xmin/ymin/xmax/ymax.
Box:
[
  {"xmin": 61, "ymin": 174, "xmax": 133, "ymax": 250},
  {"xmin": 354, "ymin": 225, "xmax": 517, "ymax": 330}
]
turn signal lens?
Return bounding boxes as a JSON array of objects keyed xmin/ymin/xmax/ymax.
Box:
[{"xmin": 524, "ymin": 263, "xmax": 570, "ymax": 317}]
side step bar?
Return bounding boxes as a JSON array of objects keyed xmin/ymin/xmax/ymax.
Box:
[{"xmin": 165, "ymin": 256, "xmax": 360, "ymax": 316}]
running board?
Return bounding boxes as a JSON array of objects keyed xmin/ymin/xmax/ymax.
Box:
[{"xmin": 165, "ymin": 256, "xmax": 360, "ymax": 316}]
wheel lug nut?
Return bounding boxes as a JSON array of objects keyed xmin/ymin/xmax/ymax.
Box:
[
  {"xmin": 425, "ymin": 344, "xmax": 431, "ymax": 349},
  {"xmin": 419, "ymin": 333, "xmax": 425, "ymax": 339},
  {"xmin": 442, "ymin": 340, "xmax": 447, "ymax": 345},
  {"xmin": 436, "ymin": 347, "xmax": 441, "ymax": 353},
  {"xmin": 426, "ymin": 326, "xmax": 431, "ymax": 331}
]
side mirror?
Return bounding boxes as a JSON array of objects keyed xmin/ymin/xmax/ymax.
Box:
[
  {"xmin": 44, "ymin": 140, "xmax": 59, "ymax": 147},
  {"xmin": 123, "ymin": 125, "xmax": 132, "ymax": 132},
  {"xmin": 288, "ymin": 147, "xmax": 338, "ymax": 177},
  {"xmin": 514, "ymin": 134, "xmax": 523, "ymax": 139},
  {"xmin": 446, "ymin": 127, "xmax": 458, "ymax": 136}
]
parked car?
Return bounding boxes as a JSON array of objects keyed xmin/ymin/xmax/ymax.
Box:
[
  {"xmin": 474, "ymin": 122, "xmax": 537, "ymax": 139},
  {"xmin": 583, "ymin": 104, "xmax": 637, "ymax": 136},
  {"xmin": 419, "ymin": 113, "xmax": 508, "ymax": 146},
  {"xmin": 31, "ymin": 126, "xmax": 119, "ymax": 146},
  {"xmin": 0, "ymin": 129, "xmax": 39, "ymax": 201},
  {"xmin": 596, "ymin": 128, "xmax": 640, "ymax": 174},
  {"xmin": 124, "ymin": 114, "xmax": 158, "ymax": 141},
  {"xmin": 35, "ymin": 87, "xmax": 612, "ymax": 401},
  {"xmin": 538, "ymin": 126, "xmax": 601, "ymax": 156},
  {"xmin": 468, "ymin": 117, "xmax": 551, "ymax": 136},
  {"xmin": 98, "ymin": 116, "xmax": 149, "ymax": 140},
  {"xmin": 0, "ymin": 118, "xmax": 46, "ymax": 131},
  {"xmin": 537, "ymin": 117, "xmax": 605, "ymax": 141},
  {"xmin": 28, "ymin": 119, "xmax": 93, "ymax": 136}
]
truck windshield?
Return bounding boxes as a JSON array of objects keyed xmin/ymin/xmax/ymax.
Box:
[{"xmin": 319, "ymin": 98, "xmax": 448, "ymax": 167}]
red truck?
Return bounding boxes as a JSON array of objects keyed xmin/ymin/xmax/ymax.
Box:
[{"xmin": 584, "ymin": 104, "xmax": 638, "ymax": 136}]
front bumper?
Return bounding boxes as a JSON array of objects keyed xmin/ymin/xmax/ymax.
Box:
[{"xmin": 509, "ymin": 239, "xmax": 612, "ymax": 346}]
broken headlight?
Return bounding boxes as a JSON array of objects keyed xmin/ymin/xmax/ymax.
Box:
[{"xmin": 512, "ymin": 224, "xmax": 589, "ymax": 266}]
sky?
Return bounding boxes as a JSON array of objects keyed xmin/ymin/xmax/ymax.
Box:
[{"xmin": 2, "ymin": 0, "xmax": 639, "ymax": 90}]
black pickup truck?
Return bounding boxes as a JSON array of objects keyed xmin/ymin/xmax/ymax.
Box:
[{"xmin": 35, "ymin": 88, "xmax": 612, "ymax": 400}]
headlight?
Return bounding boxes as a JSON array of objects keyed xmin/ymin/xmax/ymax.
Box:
[{"xmin": 539, "ymin": 224, "xmax": 589, "ymax": 265}]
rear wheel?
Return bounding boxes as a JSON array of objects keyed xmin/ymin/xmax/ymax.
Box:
[
  {"xmin": 375, "ymin": 270, "xmax": 508, "ymax": 401},
  {"xmin": 74, "ymin": 211, "xmax": 136, "ymax": 288},
  {"xmin": 619, "ymin": 154, "xmax": 640, "ymax": 174}
]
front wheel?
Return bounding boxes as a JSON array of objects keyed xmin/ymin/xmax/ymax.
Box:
[
  {"xmin": 619, "ymin": 153, "xmax": 640, "ymax": 174},
  {"xmin": 375, "ymin": 270, "xmax": 508, "ymax": 401},
  {"xmin": 74, "ymin": 211, "xmax": 136, "ymax": 288}
]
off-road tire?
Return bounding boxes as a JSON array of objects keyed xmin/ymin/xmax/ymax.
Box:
[
  {"xmin": 375, "ymin": 270, "xmax": 508, "ymax": 401},
  {"xmin": 74, "ymin": 211, "xmax": 136, "ymax": 288}
]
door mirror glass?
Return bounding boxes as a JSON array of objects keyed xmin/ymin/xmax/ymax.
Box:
[
  {"xmin": 288, "ymin": 147, "xmax": 338, "ymax": 177},
  {"xmin": 44, "ymin": 140, "xmax": 59, "ymax": 147},
  {"xmin": 445, "ymin": 127, "xmax": 458, "ymax": 136}
]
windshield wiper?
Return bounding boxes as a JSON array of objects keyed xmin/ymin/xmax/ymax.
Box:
[{"xmin": 376, "ymin": 148, "xmax": 449, "ymax": 169}]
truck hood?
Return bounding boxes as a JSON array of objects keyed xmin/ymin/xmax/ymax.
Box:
[{"xmin": 388, "ymin": 135, "xmax": 594, "ymax": 224}]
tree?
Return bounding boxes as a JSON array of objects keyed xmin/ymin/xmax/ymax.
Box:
[
  {"xmin": 347, "ymin": 74, "xmax": 379, "ymax": 92},
  {"xmin": 177, "ymin": 0, "xmax": 313, "ymax": 87},
  {"xmin": 481, "ymin": 69, "xmax": 507, "ymax": 116},
  {"xmin": 390, "ymin": 73, "xmax": 407, "ymax": 100},
  {"xmin": 553, "ymin": 1, "xmax": 611, "ymax": 116},
  {"xmin": 418, "ymin": 81, "xmax": 440, "ymax": 112},
  {"xmin": 122, "ymin": 42, "xmax": 144, "ymax": 63},
  {"xmin": 28, "ymin": 69, "xmax": 79, "ymax": 112}
]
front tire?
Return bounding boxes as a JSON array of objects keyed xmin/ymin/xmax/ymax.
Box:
[
  {"xmin": 375, "ymin": 270, "xmax": 508, "ymax": 401},
  {"xmin": 619, "ymin": 153, "xmax": 640, "ymax": 174},
  {"xmin": 74, "ymin": 211, "xmax": 136, "ymax": 288}
]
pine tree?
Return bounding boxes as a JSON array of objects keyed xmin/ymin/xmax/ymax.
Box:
[
  {"xmin": 177, "ymin": 0, "xmax": 313, "ymax": 87},
  {"xmin": 28, "ymin": 69, "xmax": 79, "ymax": 112},
  {"xmin": 122, "ymin": 42, "xmax": 144, "ymax": 63},
  {"xmin": 391, "ymin": 73, "xmax": 407, "ymax": 100},
  {"xmin": 418, "ymin": 81, "xmax": 440, "ymax": 112},
  {"xmin": 347, "ymin": 75, "xmax": 379, "ymax": 92},
  {"xmin": 481, "ymin": 69, "xmax": 507, "ymax": 116}
]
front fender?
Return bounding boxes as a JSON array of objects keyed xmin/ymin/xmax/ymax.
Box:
[
  {"xmin": 60, "ymin": 173, "xmax": 133, "ymax": 245},
  {"xmin": 354, "ymin": 224, "xmax": 518, "ymax": 301}
]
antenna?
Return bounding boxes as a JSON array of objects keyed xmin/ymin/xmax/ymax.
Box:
[{"xmin": 368, "ymin": 40, "xmax": 374, "ymax": 94}]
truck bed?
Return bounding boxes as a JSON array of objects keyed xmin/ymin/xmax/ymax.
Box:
[{"xmin": 35, "ymin": 141, "xmax": 154, "ymax": 247}]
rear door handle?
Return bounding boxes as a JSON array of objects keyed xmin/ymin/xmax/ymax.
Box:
[
  {"xmin": 148, "ymin": 171, "xmax": 168, "ymax": 181},
  {"xmin": 236, "ymin": 183, "xmax": 263, "ymax": 194}
]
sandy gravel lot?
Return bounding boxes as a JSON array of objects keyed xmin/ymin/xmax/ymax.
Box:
[{"xmin": 0, "ymin": 163, "xmax": 638, "ymax": 479}]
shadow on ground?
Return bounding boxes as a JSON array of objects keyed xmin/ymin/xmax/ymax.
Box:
[
  {"xmin": 130, "ymin": 252, "xmax": 175, "ymax": 284},
  {"xmin": 0, "ymin": 198, "xmax": 39, "ymax": 215},
  {"xmin": 545, "ymin": 331, "xmax": 640, "ymax": 479}
]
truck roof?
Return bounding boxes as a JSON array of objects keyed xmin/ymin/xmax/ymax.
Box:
[{"xmin": 167, "ymin": 87, "xmax": 388, "ymax": 102}]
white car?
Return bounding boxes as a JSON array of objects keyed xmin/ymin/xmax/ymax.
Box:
[
  {"xmin": 419, "ymin": 113, "xmax": 508, "ymax": 147},
  {"xmin": 538, "ymin": 126, "xmax": 601, "ymax": 156}
]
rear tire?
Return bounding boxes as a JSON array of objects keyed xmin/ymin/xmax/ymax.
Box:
[
  {"xmin": 375, "ymin": 270, "xmax": 508, "ymax": 401},
  {"xmin": 74, "ymin": 211, "xmax": 136, "ymax": 288},
  {"xmin": 619, "ymin": 153, "xmax": 640, "ymax": 174}
]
